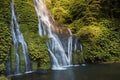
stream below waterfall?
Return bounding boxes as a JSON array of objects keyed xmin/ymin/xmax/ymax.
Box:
[{"xmin": 10, "ymin": 63, "xmax": 120, "ymax": 80}]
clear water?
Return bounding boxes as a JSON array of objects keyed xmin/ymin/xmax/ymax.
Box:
[{"xmin": 11, "ymin": 63, "xmax": 120, "ymax": 80}]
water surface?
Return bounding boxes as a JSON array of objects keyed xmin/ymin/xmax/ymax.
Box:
[{"xmin": 11, "ymin": 63, "xmax": 120, "ymax": 80}]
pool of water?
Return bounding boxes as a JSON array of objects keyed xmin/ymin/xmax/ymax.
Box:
[{"xmin": 11, "ymin": 63, "xmax": 120, "ymax": 80}]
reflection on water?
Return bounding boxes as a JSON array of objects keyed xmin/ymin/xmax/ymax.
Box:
[
  {"xmin": 11, "ymin": 63, "xmax": 120, "ymax": 80},
  {"xmin": 52, "ymin": 69, "xmax": 74, "ymax": 80}
]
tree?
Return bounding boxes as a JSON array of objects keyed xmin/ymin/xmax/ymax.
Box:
[
  {"xmin": 101, "ymin": 0, "xmax": 120, "ymax": 18},
  {"xmin": 46, "ymin": 0, "xmax": 72, "ymax": 24}
]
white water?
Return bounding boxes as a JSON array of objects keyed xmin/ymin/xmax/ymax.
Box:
[
  {"xmin": 74, "ymin": 38, "xmax": 78, "ymax": 53},
  {"xmin": 73, "ymin": 37, "xmax": 83, "ymax": 53},
  {"xmin": 11, "ymin": 0, "xmax": 32, "ymax": 74},
  {"xmin": 67, "ymin": 29, "xmax": 73, "ymax": 65},
  {"xmin": 33, "ymin": 0, "xmax": 73, "ymax": 70}
]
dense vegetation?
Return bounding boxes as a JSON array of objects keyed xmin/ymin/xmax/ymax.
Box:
[
  {"xmin": 28, "ymin": 35, "xmax": 50, "ymax": 69},
  {"xmin": 0, "ymin": 0, "xmax": 11, "ymax": 74},
  {"xmin": 0, "ymin": 0, "xmax": 50, "ymax": 75},
  {"xmin": 46, "ymin": 0, "xmax": 120, "ymax": 63},
  {"xmin": 14, "ymin": 0, "xmax": 50, "ymax": 70},
  {"xmin": 0, "ymin": 0, "xmax": 120, "ymax": 77}
]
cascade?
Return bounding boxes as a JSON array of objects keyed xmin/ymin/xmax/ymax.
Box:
[
  {"xmin": 67, "ymin": 29, "xmax": 73, "ymax": 65},
  {"xmin": 73, "ymin": 37, "xmax": 83, "ymax": 53},
  {"xmin": 33, "ymin": 0, "xmax": 73, "ymax": 70},
  {"xmin": 11, "ymin": 0, "xmax": 32, "ymax": 74}
]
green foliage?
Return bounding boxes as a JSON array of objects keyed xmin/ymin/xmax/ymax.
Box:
[
  {"xmin": 47, "ymin": 0, "xmax": 120, "ymax": 63},
  {"xmin": 0, "ymin": 0, "xmax": 11, "ymax": 24},
  {"xmin": 51, "ymin": 7, "xmax": 70, "ymax": 23},
  {"xmin": 14, "ymin": 0, "xmax": 38, "ymax": 38},
  {"xmin": 46, "ymin": 0, "xmax": 71, "ymax": 24},
  {"xmin": 70, "ymin": 0, "xmax": 101, "ymax": 25},
  {"xmin": 13, "ymin": 0, "xmax": 120, "ymax": 64},
  {"xmin": 69, "ymin": 19, "xmax": 84, "ymax": 35},
  {"xmin": 14, "ymin": 0, "xmax": 51, "ymax": 69},
  {"xmin": 70, "ymin": 0, "xmax": 87, "ymax": 20},
  {"xmin": 0, "ymin": 0, "xmax": 11, "ymax": 74},
  {"xmin": 0, "ymin": 23, "xmax": 11, "ymax": 63},
  {"xmin": 28, "ymin": 35, "xmax": 50, "ymax": 69},
  {"xmin": 80, "ymin": 20, "xmax": 120, "ymax": 63},
  {"xmin": 0, "ymin": 76, "xmax": 8, "ymax": 80},
  {"xmin": 0, "ymin": 0, "xmax": 120, "ymax": 73},
  {"xmin": 101, "ymin": 0, "xmax": 120, "ymax": 18},
  {"xmin": 0, "ymin": 64, "xmax": 5, "ymax": 74},
  {"xmin": 78, "ymin": 25, "xmax": 104, "ymax": 43},
  {"xmin": 72, "ymin": 50, "xmax": 85, "ymax": 64}
]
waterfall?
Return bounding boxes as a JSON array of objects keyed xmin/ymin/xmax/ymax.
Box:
[
  {"xmin": 74, "ymin": 38, "xmax": 78, "ymax": 53},
  {"xmin": 67, "ymin": 29, "xmax": 73, "ymax": 65},
  {"xmin": 73, "ymin": 38, "xmax": 83, "ymax": 53},
  {"xmin": 33, "ymin": 0, "xmax": 73, "ymax": 70},
  {"xmin": 11, "ymin": 0, "xmax": 32, "ymax": 74}
]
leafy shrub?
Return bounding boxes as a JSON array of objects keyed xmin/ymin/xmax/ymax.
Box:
[
  {"xmin": 0, "ymin": 23, "xmax": 11, "ymax": 63},
  {"xmin": 0, "ymin": 64, "xmax": 5, "ymax": 74},
  {"xmin": 0, "ymin": 0, "xmax": 11, "ymax": 75},
  {"xmin": 45, "ymin": 0, "xmax": 71, "ymax": 24},
  {"xmin": 0, "ymin": 76, "xmax": 8, "ymax": 80},
  {"xmin": 14, "ymin": 0, "xmax": 38, "ymax": 40},
  {"xmin": 78, "ymin": 20, "xmax": 120, "ymax": 63},
  {"xmin": 78, "ymin": 25, "xmax": 104, "ymax": 43},
  {"xmin": 28, "ymin": 35, "xmax": 50, "ymax": 69},
  {"xmin": 72, "ymin": 50, "xmax": 85, "ymax": 64}
]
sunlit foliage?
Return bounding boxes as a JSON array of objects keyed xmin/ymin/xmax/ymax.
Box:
[{"xmin": 47, "ymin": 0, "xmax": 120, "ymax": 63}]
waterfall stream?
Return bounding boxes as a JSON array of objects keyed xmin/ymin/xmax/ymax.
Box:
[
  {"xmin": 11, "ymin": 0, "xmax": 32, "ymax": 74},
  {"xmin": 8, "ymin": 0, "xmax": 82, "ymax": 75},
  {"xmin": 33, "ymin": 0, "xmax": 73, "ymax": 70}
]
